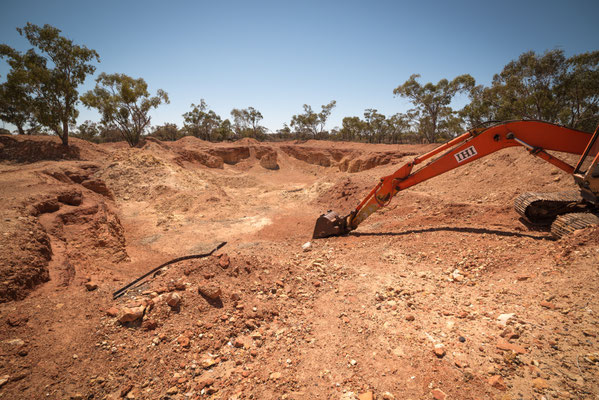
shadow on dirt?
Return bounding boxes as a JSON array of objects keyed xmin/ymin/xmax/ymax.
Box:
[
  {"xmin": 350, "ymin": 226, "xmax": 552, "ymax": 240},
  {"xmin": 199, "ymin": 294, "xmax": 224, "ymax": 308}
]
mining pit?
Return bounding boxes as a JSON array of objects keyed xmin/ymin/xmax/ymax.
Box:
[{"xmin": 0, "ymin": 134, "xmax": 598, "ymax": 399}]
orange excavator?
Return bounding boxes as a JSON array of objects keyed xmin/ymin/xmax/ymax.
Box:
[{"xmin": 313, "ymin": 120, "xmax": 599, "ymax": 239}]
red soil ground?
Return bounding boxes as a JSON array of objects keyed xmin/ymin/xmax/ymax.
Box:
[{"xmin": 0, "ymin": 134, "xmax": 598, "ymax": 400}]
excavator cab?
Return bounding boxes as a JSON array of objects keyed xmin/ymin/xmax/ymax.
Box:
[{"xmin": 573, "ymin": 126, "xmax": 599, "ymax": 205}]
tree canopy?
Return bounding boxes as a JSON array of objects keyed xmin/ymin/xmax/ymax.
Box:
[
  {"xmin": 182, "ymin": 100, "xmax": 223, "ymax": 141},
  {"xmin": 80, "ymin": 73, "xmax": 169, "ymax": 147},
  {"xmin": 393, "ymin": 74, "xmax": 475, "ymax": 143},
  {"xmin": 230, "ymin": 107, "xmax": 265, "ymax": 139},
  {"xmin": 150, "ymin": 122, "xmax": 182, "ymax": 141},
  {"xmin": 0, "ymin": 60, "xmax": 37, "ymax": 135},
  {"xmin": 460, "ymin": 49, "xmax": 599, "ymax": 132},
  {"xmin": 0, "ymin": 23, "xmax": 99, "ymax": 145},
  {"xmin": 290, "ymin": 101, "xmax": 337, "ymax": 139}
]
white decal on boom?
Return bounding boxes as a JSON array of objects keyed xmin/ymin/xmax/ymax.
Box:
[{"xmin": 454, "ymin": 145, "xmax": 478, "ymax": 163}]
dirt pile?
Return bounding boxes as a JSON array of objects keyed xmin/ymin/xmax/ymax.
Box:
[
  {"xmin": 98, "ymin": 252, "xmax": 295, "ymax": 399},
  {"xmin": 313, "ymin": 177, "xmax": 373, "ymax": 213},
  {"xmin": 0, "ymin": 161, "xmax": 127, "ymax": 303},
  {"xmin": 0, "ymin": 213, "xmax": 51, "ymax": 303},
  {"xmin": 37, "ymin": 164, "xmax": 128, "ymax": 263},
  {"xmin": 0, "ymin": 134, "xmax": 107, "ymax": 163}
]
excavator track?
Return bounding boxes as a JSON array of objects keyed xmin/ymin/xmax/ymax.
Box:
[
  {"xmin": 514, "ymin": 191, "xmax": 585, "ymax": 226},
  {"xmin": 551, "ymin": 212, "xmax": 599, "ymax": 238}
]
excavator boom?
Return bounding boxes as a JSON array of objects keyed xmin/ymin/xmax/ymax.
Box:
[{"xmin": 313, "ymin": 120, "xmax": 596, "ymax": 239}]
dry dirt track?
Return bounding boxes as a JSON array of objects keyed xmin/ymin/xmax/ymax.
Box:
[{"xmin": 0, "ymin": 134, "xmax": 598, "ymax": 400}]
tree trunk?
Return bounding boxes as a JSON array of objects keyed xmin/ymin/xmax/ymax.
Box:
[
  {"xmin": 16, "ymin": 124, "xmax": 25, "ymax": 135},
  {"xmin": 61, "ymin": 119, "xmax": 69, "ymax": 146}
]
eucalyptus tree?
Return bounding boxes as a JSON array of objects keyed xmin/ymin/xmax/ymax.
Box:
[
  {"xmin": 182, "ymin": 100, "xmax": 222, "ymax": 141},
  {"xmin": 230, "ymin": 107, "xmax": 265, "ymax": 139},
  {"xmin": 0, "ymin": 23, "xmax": 99, "ymax": 145},
  {"xmin": 81, "ymin": 73, "xmax": 169, "ymax": 146},
  {"xmin": 290, "ymin": 100, "xmax": 336, "ymax": 139},
  {"xmin": 394, "ymin": 74, "xmax": 474, "ymax": 142}
]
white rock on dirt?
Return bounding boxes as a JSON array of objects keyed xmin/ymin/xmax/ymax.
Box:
[
  {"xmin": 4, "ymin": 338, "xmax": 25, "ymax": 347},
  {"xmin": 497, "ymin": 313, "xmax": 515, "ymax": 326},
  {"xmin": 302, "ymin": 242, "xmax": 312, "ymax": 252},
  {"xmin": 269, "ymin": 371, "xmax": 282, "ymax": 380},
  {"xmin": 451, "ymin": 269, "xmax": 464, "ymax": 282}
]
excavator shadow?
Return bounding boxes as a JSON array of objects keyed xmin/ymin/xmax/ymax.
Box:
[
  {"xmin": 349, "ymin": 226, "xmax": 552, "ymax": 240},
  {"xmin": 516, "ymin": 217, "xmax": 553, "ymax": 232}
]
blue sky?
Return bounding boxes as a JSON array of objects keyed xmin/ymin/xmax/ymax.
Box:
[{"xmin": 1, "ymin": 0, "xmax": 598, "ymax": 132}]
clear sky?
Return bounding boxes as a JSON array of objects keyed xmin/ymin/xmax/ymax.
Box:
[{"xmin": 1, "ymin": 0, "xmax": 598, "ymax": 132}]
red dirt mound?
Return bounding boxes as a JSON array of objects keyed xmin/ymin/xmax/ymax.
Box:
[
  {"xmin": 0, "ymin": 160, "xmax": 127, "ymax": 303},
  {"xmin": 0, "ymin": 134, "xmax": 107, "ymax": 163},
  {"xmin": 0, "ymin": 214, "xmax": 51, "ymax": 303}
]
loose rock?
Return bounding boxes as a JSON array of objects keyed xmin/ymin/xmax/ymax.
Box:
[
  {"xmin": 358, "ymin": 392, "xmax": 373, "ymax": 400},
  {"xmin": 166, "ymin": 386, "xmax": 178, "ymax": 395},
  {"xmin": 118, "ymin": 306, "xmax": 145, "ymax": 324},
  {"xmin": 497, "ymin": 313, "xmax": 515, "ymax": 326},
  {"xmin": 431, "ymin": 388, "xmax": 447, "ymax": 400},
  {"xmin": 105, "ymin": 307, "xmax": 119, "ymax": 317},
  {"xmin": 142, "ymin": 319, "xmax": 158, "ymax": 331},
  {"xmin": 198, "ymin": 282, "xmax": 222, "ymax": 300},
  {"xmin": 196, "ymin": 377, "xmax": 214, "ymax": 389},
  {"xmin": 166, "ymin": 293, "xmax": 181, "ymax": 308},
  {"xmin": 4, "ymin": 338, "xmax": 25, "ymax": 347},
  {"xmin": 532, "ymin": 377, "xmax": 549, "ymax": 391},
  {"xmin": 269, "ymin": 372, "xmax": 282, "ymax": 380},
  {"xmin": 120, "ymin": 385, "xmax": 133, "ymax": 397},
  {"xmin": 488, "ymin": 375, "xmax": 507, "ymax": 390},
  {"xmin": 177, "ymin": 335, "xmax": 190, "ymax": 348},
  {"xmin": 433, "ymin": 343, "xmax": 446, "ymax": 358},
  {"xmin": 219, "ymin": 254, "xmax": 230, "ymax": 268},
  {"xmin": 200, "ymin": 356, "xmax": 216, "ymax": 369},
  {"xmin": 540, "ymin": 301, "xmax": 556, "ymax": 309},
  {"xmin": 496, "ymin": 338, "xmax": 527, "ymax": 354}
]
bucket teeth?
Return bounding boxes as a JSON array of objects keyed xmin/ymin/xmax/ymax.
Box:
[{"xmin": 313, "ymin": 211, "xmax": 346, "ymax": 239}]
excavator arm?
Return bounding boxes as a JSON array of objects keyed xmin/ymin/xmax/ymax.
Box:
[{"xmin": 313, "ymin": 120, "xmax": 593, "ymax": 239}]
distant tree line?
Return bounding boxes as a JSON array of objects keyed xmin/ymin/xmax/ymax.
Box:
[{"xmin": 1, "ymin": 24, "xmax": 598, "ymax": 146}]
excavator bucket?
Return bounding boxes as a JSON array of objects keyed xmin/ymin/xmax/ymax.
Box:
[{"xmin": 312, "ymin": 210, "xmax": 346, "ymax": 239}]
